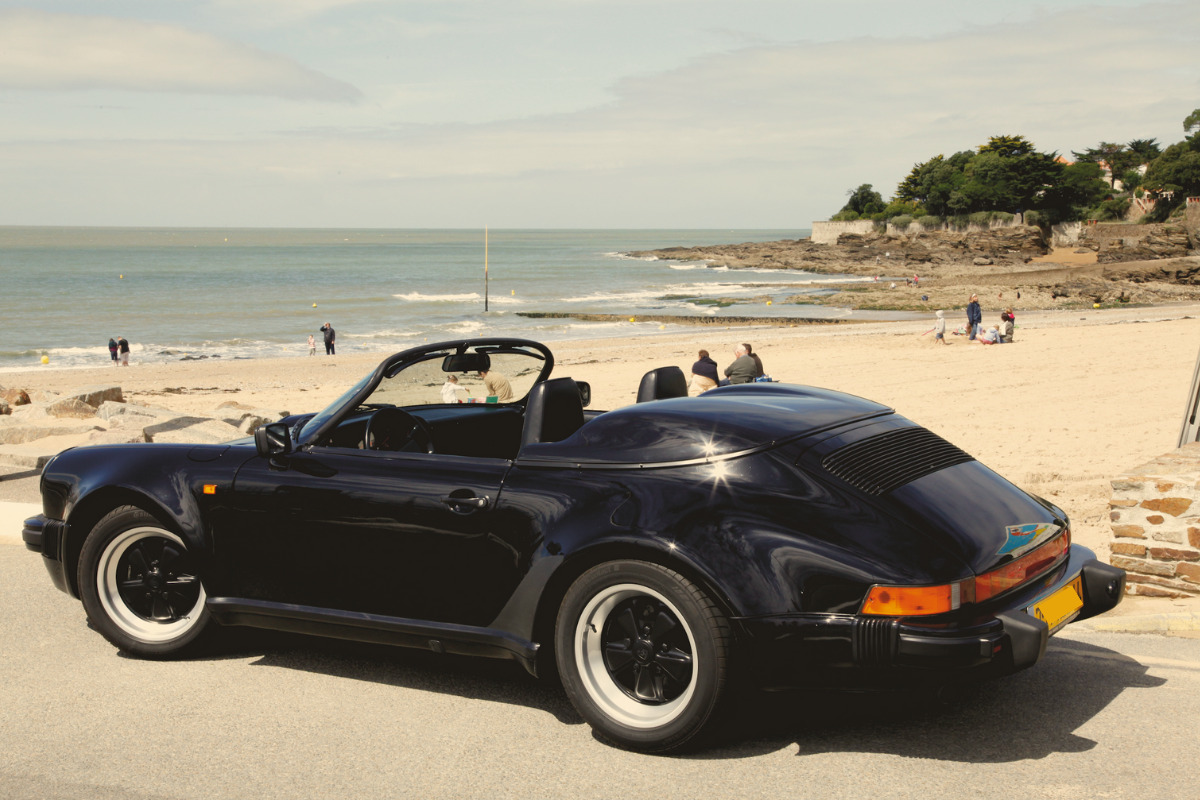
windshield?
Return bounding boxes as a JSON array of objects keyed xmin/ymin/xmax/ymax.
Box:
[
  {"xmin": 368, "ymin": 347, "xmax": 545, "ymax": 407},
  {"xmin": 296, "ymin": 372, "xmax": 373, "ymax": 443}
]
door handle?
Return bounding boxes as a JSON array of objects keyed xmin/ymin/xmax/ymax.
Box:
[{"xmin": 441, "ymin": 494, "xmax": 490, "ymax": 513}]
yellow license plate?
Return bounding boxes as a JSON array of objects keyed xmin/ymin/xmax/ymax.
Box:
[{"xmin": 1027, "ymin": 577, "xmax": 1083, "ymax": 633}]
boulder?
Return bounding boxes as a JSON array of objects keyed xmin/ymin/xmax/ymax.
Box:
[
  {"xmin": 97, "ymin": 401, "xmax": 179, "ymax": 423},
  {"xmin": 1, "ymin": 388, "xmax": 30, "ymax": 407},
  {"xmin": 84, "ymin": 428, "xmax": 150, "ymax": 446},
  {"xmin": 973, "ymin": 257, "xmax": 994, "ymax": 266},
  {"xmin": 218, "ymin": 407, "xmax": 290, "ymax": 434},
  {"xmin": 59, "ymin": 385, "xmax": 123, "ymax": 408},
  {"xmin": 5, "ymin": 403, "xmax": 49, "ymax": 421},
  {"xmin": 0, "ymin": 399, "xmax": 8, "ymax": 415},
  {"xmin": 0, "ymin": 423, "xmax": 105, "ymax": 445},
  {"xmin": 46, "ymin": 397, "xmax": 97, "ymax": 419},
  {"xmin": 27, "ymin": 390, "xmax": 60, "ymax": 403},
  {"xmin": 143, "ymin": 417, "xmax": 244, "ymax": 444}
]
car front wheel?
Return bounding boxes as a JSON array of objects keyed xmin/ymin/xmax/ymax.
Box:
[
  {"xmin": 79, "ymin": 506, "xmax": 213, "ymax": 658},
  {"xmin": 555, "ymin": 560, "xmax": 732, "ymax": 753}
]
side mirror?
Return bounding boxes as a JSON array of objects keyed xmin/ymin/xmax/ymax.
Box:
[
  {"xmin": 576, "ymin": 381, "xmax": 591, "ymax": 408},
  {"xmin": 254, "ymin": 422, "xmax": 293, "ymax": 458}
]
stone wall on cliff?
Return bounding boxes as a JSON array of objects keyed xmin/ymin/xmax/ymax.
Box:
[
  {"xmin": 1076, "ymin": 222, "xmax": 1194, "ymax": 264},
  {"xmin": 811, "ymin": 220, "xmax": 874, "ymax": 245},
  {"xmin": 1109, "ymin": 443, "xmax": 1200, "ymax": 598}
]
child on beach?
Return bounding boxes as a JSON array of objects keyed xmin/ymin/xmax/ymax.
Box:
[
  {"xmin": 931, "ymin": 310, "xmax": 946, "ymax": 344},
  {"xmin": 307, "ymin": 334, "xmax": 316, "ymax": 356}
]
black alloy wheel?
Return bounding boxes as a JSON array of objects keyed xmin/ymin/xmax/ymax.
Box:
[
  {"xmin": 79, "ymin": 506, "xmax": 215, "ymax": 658},
  {"xmin": 556, "ymin": 560, "xmax": 733, "ymax": 753}
]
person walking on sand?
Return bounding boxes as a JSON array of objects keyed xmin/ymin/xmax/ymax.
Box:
[
  {"xmin": 108, "ymin": 337, "xmax": 119, "ymax": 365},
  {"xmin": 966, "ymin": 294, "xmax": 982, "ymax": 340},
  {"xmin": 117, "ymin": 335, "xmax": 130, "ymax": 366},
  {"xmin": 928, "ymin": 310, "xmax": 947, "ymax": 345},
  {"xmin": 307, "ymin": 334, "xmax": 316, "ymax": 356},
  {"xmin": 320, "ymin": 323, "xmax": 335, "ymax": 356}
]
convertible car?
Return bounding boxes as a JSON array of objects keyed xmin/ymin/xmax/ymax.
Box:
[{"xmin": 23, "ymin": 337, "xmax": 1125, "ymax": 753}]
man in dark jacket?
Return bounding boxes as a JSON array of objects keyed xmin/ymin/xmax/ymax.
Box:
[
  {"xmin": 966, "ymin": 295, "xmax": 982, "ymax": 340},
  {"xmin": 743, "ymin": 343, "xmax": 764, "ymax": 378},
  {"xmin": 320, "ymin": 323, "xmax": 336, "ymax": 355},
  {"xmin": 723, "ymin": 345, "xmax": 757, "ymax": 385}
]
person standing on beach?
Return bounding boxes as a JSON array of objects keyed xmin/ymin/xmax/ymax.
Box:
[
  {"xmin": 966, "ymin": 294, "xmax": 982, "ymax": 340},
  {"xmin": 108, "ymin": 337, "xmax": 119, "ymax": 364},
  {"xmin": 307, "ymin": 334, "xmax": 316, "ymax": 356},
  {"xmin": 117, "ymin": 336, "xmax": 130, "ymax": 366},
  {"xmin": 320, "ymin": 323, "xmax": 335, "ymax": 355}
]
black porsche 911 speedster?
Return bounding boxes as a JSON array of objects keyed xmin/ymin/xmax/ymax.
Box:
[{"xmin": 23, "ymin": 337, "xmax": 1125, "ymax": 752}]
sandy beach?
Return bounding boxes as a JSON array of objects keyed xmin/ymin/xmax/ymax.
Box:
[{"xmin": 5, "ymin": 301, "xmax": 1200, "ymax": 613}]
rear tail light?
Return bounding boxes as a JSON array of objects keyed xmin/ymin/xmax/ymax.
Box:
[
  {"xmin": 861, "ymin": 528, "xmax": 1070, "ymax": 616},
  {"xmin": 975, "ymin": 528, "xmax": 1070, "ymax": 601}
]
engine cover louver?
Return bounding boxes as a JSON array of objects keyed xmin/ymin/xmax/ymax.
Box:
[{"xmin": 822, "ymin": 427, "xmax": 975, "ymax": 495}]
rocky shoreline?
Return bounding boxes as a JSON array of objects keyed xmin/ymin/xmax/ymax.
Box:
[
  {"xmin": 0, "ymin": 383, "xmax": 290, "ymax": 464},
  {"xmin": 627, "ymin": 224, "xmax": 1200, "ymax": 313}
]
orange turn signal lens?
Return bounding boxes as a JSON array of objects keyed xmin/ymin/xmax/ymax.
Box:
[
  {"xmin": 202, "ymin": 484, "xmax": 217, "ymax": 495},
  {"xmin": 860, "ymin": 579, "xmax": 973, "ymax": 616}
]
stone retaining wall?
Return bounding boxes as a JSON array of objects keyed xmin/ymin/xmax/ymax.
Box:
[
  {"xmin": 1108, "ymin": 442, "xmax": 1200, "ymax": 597},
  {"xmin": 811, "ymin": 220, "xmax": 874, "ymax": 245}
]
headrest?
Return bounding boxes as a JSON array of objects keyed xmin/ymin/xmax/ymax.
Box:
[
  {"xmin": 636, "ymin": 366, "xmax": 689, "ymax": 403},
  {"xmin": 520, "ymin": 377, "xmax": 585, "ymax": 448}
]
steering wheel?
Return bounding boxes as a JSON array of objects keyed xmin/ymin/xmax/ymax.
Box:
[{"xmin": 364, "ymin": 407, "xmax": 435, "ymax": 453}]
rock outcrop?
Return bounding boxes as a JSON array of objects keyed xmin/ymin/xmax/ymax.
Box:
[{"xmin": 1, "ymin": 388, "xmax": 31, "ymax": 407}]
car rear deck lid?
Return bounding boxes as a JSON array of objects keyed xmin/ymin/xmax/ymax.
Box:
[{"xmin": 519, "ymin": 384, "xmax": 891, "ymax": 465}]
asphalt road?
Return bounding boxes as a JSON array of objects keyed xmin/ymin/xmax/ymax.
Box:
[{"xmin": 2, "ymin": 543, "xmax": 1198, "ymax": 800}]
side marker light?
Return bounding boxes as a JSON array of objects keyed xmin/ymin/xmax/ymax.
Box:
[{"xmin": 203, "ymin": 484, "xmax": 217, "ymax": 495}]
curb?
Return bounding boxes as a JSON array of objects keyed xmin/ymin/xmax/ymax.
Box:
[{"xmin": 1076, "ymin": 611, "xmax": 1200, "ymax": 633}]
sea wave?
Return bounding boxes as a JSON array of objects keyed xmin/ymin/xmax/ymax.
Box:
[{"xmin": 393, "ymin": 292, "xmax": 482, "ymax": 302}]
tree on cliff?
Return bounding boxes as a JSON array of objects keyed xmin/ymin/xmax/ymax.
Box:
[
  {"xmin": 831, "ymin": 184, "xmax": 885, "ymax": 220},
  {"xmin": 1184, "ymin": 109, "xmax": 1200, "ymax": 135},
  {"xmin": 894, "ymin": 138, "xmax": 1105, "ymax": 222},
  {"xmin": 1072, "ymin": 142, "xmax": 1137, "ymax": 188},
  {"xmin": 978, "ymin": 135, "xmax": 1037, "ymax": 158},
  {"xmin": 1140, "ymin": 114, "xmax": 1200, "ymax": 221}
]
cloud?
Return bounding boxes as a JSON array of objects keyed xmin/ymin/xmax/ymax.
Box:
[
  {"xmin": 0, "ymin": 9, "xmax": 362, "ymax": 102},
  {"xmin": 2, "ymin": 2, "xmax": 1198, "ymax": 226}
]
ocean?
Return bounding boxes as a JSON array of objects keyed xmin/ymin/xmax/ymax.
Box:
[{"xmin": 0, "ymin": 227, "xmax": 895, "ymax": 372}]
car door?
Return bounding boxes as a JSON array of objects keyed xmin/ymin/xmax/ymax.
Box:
[{"xmin": 220, "ymin": 446, "xmax": 524, "ymax": 627}]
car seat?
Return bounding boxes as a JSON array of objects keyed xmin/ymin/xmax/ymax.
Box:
[
  {"xmin": 636, "ymin": 366, "xmax": 688, "ymax": 403},
  {"xmin": 520, "ymin": 377, "xmax": 585, "ymax": 448}
]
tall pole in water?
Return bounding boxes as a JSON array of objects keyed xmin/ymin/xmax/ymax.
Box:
[{"xmin": 484, "ymin": 226, "xmax": 489, "ymax": 312}]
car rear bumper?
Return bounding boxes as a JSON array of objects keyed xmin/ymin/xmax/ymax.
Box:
[
  {"xmin": 739, "ymin": 544, "xmax": 1125, "ymax": 690},
  {"xmin": 23, "ymin": 514, "xmax": 72, "ymax": 596}
]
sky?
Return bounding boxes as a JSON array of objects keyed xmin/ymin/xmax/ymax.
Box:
[{"xmin": 0, "ymin": 0, "xmax": 1197, "ymax": 228}]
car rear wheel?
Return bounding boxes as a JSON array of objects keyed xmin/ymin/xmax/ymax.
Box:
[
  {"xmin": 555, "ymin": 561, "xmax": 732, "ymax": 753},
  {"xmin": 79, "ymin": 506, "xmax": 214, "ymax": 658}
]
